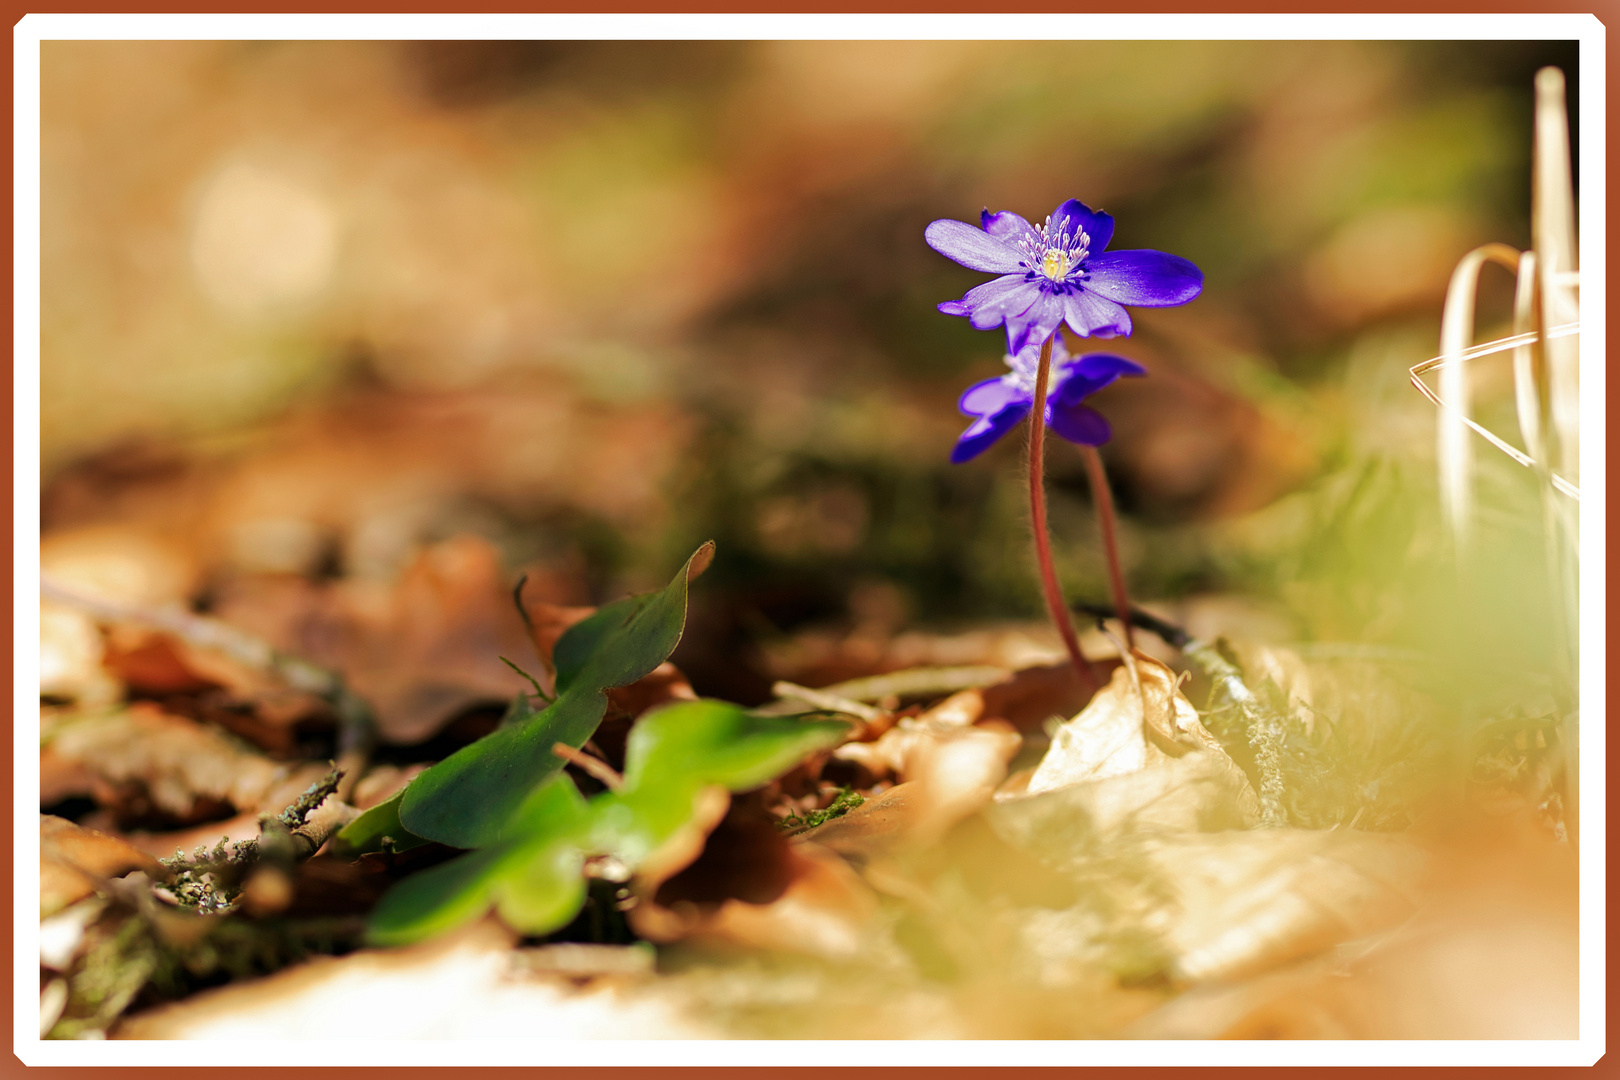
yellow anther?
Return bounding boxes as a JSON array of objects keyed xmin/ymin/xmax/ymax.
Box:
[{"xmin": 1040, "ymin": 249, "xmax": 1070, "ymax": 280}]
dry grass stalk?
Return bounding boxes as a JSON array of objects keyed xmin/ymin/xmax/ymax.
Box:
[{"xmin": 1413, "ymin": 65, "xmax": 1580, "ymax": 842}]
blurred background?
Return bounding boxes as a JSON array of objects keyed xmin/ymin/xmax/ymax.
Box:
[{"xmin": 40, "ymin": 39, "xmax": 1579, "ymax": 709}]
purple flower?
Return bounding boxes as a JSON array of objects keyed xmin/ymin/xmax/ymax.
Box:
[
  {"xmin": 951, "ymin": 332, "xmax": 1145, "ymax": 463},
  {"xmin": 926, "ymin": 199, "xmax": 1202, "ymax": 353}
]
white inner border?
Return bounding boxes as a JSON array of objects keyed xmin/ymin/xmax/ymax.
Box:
[{"xmin": 14, "ymin": 12, "xmax": 1606, "ymax": 1067}]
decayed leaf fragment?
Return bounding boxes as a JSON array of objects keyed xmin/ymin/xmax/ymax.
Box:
[
  {"xmin": 1125, "ymin": 818, "xmax": 1573, "ymax": 1038},
  {"xmin": 999, "ymin": 651, "xmax": 1258, "ymax": 838},
  {"xmin": 1027, "ymin": 649, "xmax": 1224, "ymax": 792},
  {"xmin": 1140, "ymin": 827, "xmax": 1429, "ymax": 983},
  {"xmin": 41, "ymin": 815, "xmax": 166, "ymax": 916},
  {"xmin": 631, "ymin": 800, "xmax": 879, "ymax": 960},
  {"xmin": 113, "ymin": 917, "xmax": 717, "ymax": 1039},
  {"xmin": 42, "ymin": 704, "xmax": 283, "ymax": 825},
  {"xmin": 316, "ymin": 535, "xmax": 539, "ymax": 744}
]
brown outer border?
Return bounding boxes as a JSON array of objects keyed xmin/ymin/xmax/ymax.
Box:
[{"xmin": 5, "ymin": 3, "xmax": 1611, "ymax": 1075}]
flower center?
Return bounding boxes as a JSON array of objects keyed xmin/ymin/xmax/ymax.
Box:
[
  {"xmin": 1002, "ymin": 338, "xmax": 1067, "ymax": 396},
  {"xmin": 1017, "ymin": 213, "xmax": 1090, "ymax": 284}
]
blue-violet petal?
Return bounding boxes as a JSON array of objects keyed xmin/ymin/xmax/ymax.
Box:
[
  {"xmin": 1061, "ymin": 290, "xmax": 1133, "ymax": 339},
  {"xmin": 959, "ymin": 376, "xmax": 1027, "ymax": 417},
  {"xmin": 1051, "ymin": 353, "xmax": 1147, "ymax": 405},
  {"xmin": 951, "ymin": 401, "xmax": 1031, "ymax": 462},
  {"xmin": 981, "ymin": 209, "xmax": 1035, "ymax": 240},
  {"xmin": 1083, "ymin": 250, "xmax": 1204, "ymax": 307},
  {"xmin": 1006, "ymin": 290, "xmax": 1067, "ymax": 353},
  {"xmin": 1049, "ymin": 199, "xmax": 1114, "ymax": 254},
  {"xmin": 959, "ymin": 275, "xmax": 1038, "ymax": 331},
  {"xmin": 1047, "ymin": 401, "xmax": 1114, "ymax": 446},
  {"xmin": 925, "ymin": 219, "xmax": 1025, "ymax": 274}
]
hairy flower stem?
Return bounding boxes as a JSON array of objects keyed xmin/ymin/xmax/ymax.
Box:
[
  {"xmin": 1080, "ymin": 445, "xmax": 1134, "ymax": 651},
  {"xmin": 1028, "ymin": 334, "xmax": 1101, "ymax": 694}
]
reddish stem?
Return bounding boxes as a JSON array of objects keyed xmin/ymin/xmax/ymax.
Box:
[
  {"xmin": 1028, "ymin": 334, "xmax": 1101, "ymax": 693},
  {"xmin": 1081, "ymin": 444, "xmax": 1134, "ymax": 651}
]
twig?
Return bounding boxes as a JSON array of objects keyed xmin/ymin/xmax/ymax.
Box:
[
  {"xmin": 1074, "ymin": 602, "xmax": 1191, "ymax": 650},
  {"xmin": 1076, "ymin": 600, "xmax": 1287, "ymax": 825},
  {"xmin": 770, "ymin": 681, "xmax": 887, "ymax": 723},
  {"xmin": 41, "ymin": 575, "xmax": 377, "ymax": 800},
  {"xmin": 812, "ymin": 665, "xmax": 1011, "ymax": 705},
  {"xmin": 1181, "ymin": 640, "xmax": 1288, "ymax": 827},
  {"xmin": 161, "ymin": 766, "xmax": 356, "ymax": 911},
  {"xmin": 552, "ymin": 743, "xmax": 624, "ymax": 792}
]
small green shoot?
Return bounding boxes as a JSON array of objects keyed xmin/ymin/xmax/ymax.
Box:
[
  {"xmin": 779, "ymin": 788, "xmax": 865, "ymax": 833},
  {"xmin": 366, "ymin": 700, "xmax": 846, "ymax": 946}
]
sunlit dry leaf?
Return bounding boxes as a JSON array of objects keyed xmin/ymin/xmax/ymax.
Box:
[
  {"xmin": 41, "ymin": 524, "xmax": 198, "ymax": 609},
  {"xmin": 113, "ymin": 917, "xmax": 717, "ymax": 1039},
  {"xmin": 795, "ymin": 783, "xmax": 920, "ymax": 866},
  {"xmin": 829, "ymin": 667, "xmax": 1036, "ymax": 787},
  {"xmin": 40, "ymin": 603, "xmax": 119, "ymax": 704},
  {"xmin": 633, "ymin": 800, "xmax": 879, "ymax": 961},
  {"xmin": 1126, "ymin": 818, "xmax": 1573, "ymax": 1038},
  {"xmin": 998, "ymin": 652, "xmax": 1258, "ymax": 845},
  {"xmin": 678, "ymin": 842, "xmax": 878, "ymax": 960},
  {"xmin": 991, "ymin": 753, "xmax": 1260, "ymax": 863},
  {"xmin": 1024, "ymin": 652, "xmax": 1226, "ymax": 795},
  {"xmin": 902, "ymin": 722, "xmax": 1022, "ymax": 842},
  {"xmin": 40, "ymin": 816, "xmax": 165, "ymax": 917},
  {"xmin": 43, "ymin": 704, "xmax": 283, "ymax": 825},
  {"xmin": 333, "ymin": 536, "xmax": 537, "ymax": 744},
  {"xmin": 987, "ymin": 657, "xmax": 1260, "ymax": 867},
  {"xmin": 1140, "ymin": 828, "xmax": 1429, "ymax": 983}
]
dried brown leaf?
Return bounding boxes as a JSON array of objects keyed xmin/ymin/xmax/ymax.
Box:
[
  {"xmin": 794, "ymin": 783, "xmax": 920, "ymax": 866},
  {"xmin": 40, "ymin": 603, "xmax": 118, "ymax": 704},
  {"xmin": 1025, "ymin": 652, "xmax": 1225, "ymax": 795},
  {"xmin": 43, "ymin": 703, "xmax": 283, "ymax": 825},
  {"xmin": 636, "ymin": 824, "xmax": 878, "ymax": 960},
  {"xmin": 40, "ymin": 815, "xmax": 165, "ymax": 916},
  {"xmin": 213, "ymin": 535, "xmax": 536, "ymax": 744},
  {"xmin": 1127, "ymin": 818, "xmax": 1574, "ymax": 1038},
  {"xmin": 1141, "ymin": 828, "xmax": 1429, "ymax": 983},
  {"xmin": 113, "ymin": 917, "xmax": 716, "ymax": 1039}
]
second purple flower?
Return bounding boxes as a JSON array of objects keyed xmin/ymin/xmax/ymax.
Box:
[{"xmin": 952, "ymin": 331, "xmax": 1145, "ymax": 463}]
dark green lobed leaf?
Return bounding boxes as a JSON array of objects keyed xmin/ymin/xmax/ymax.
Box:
[{"xmin": 397, "ymin": 542, "xmax": 713, "ymax": 850}]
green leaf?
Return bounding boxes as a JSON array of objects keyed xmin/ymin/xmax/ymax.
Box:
[
  {"xmin": 365, "ymin": 701, "xmax": 845, "ymax": 947},
  {"xmin": 366, "ymin": 840, "xmax": 518, "ymax": 947},
  {"xmin": 329, "ymin": 789, "xmax": 429, "ymax": 860},
  {"xmin": 367, "ymin": 776, "xmax": 589, "ymax": 947},
  {"xmin": 398, "ymin": 542, "xmax": 714, "ymax": 849},
  {"xmin": 496, "ymin": 691, "xmax": 541, "ymax": 730},
  {"xmin": 622, "ymin": 700, "xmax": 849, "ymax": 792},
  {"xmin": 590, "ymin": 701, "xmax": 848, "ymax": 865}
]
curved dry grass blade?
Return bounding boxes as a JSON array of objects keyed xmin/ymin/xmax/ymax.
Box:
[
  {"xmin": 1435, "ymin": 242, "xmax": 1523, "ymax": 546},
  {"xmin": 1409, "ymin": 322, "xmax": 1581, "ymax": 501}
]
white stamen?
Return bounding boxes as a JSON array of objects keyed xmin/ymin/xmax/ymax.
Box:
[{"xmin": 1014, "ymin": 214, "xmax": 1090, "ymax": 283}]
